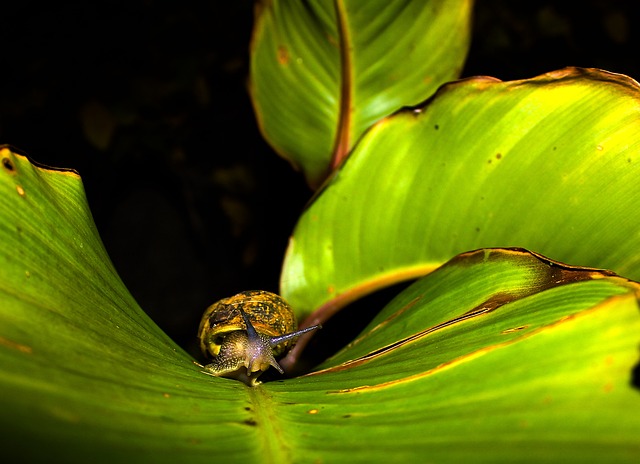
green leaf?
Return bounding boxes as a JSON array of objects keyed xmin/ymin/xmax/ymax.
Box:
[
  {"xmin": 250, "ymin": 0, "xmax": 472, "ymax": 186},
  {"xmin": 281, "ymin": 68, "xmax": 640, "ymax": 317},
  {"xmin": 1, "ymin": 152, "xmax": 639, "ymax": 462},
  {"xmin": 284, "ymin": 249, "xmax": 640, "ymax": 462}
]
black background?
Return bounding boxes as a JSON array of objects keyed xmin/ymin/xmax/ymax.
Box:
[{"xmin": 1, "ymin": 1, "xmax": 639, "ymax": 360}]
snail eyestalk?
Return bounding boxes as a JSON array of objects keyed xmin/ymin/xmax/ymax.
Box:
[{"xmin": 239, "ymin": 307, "xmax": 284, "ymax": 375}]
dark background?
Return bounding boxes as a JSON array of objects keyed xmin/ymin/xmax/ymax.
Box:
[{"xmin": 1, "ymin": 1, "xmax": 639, "ymax": 359}]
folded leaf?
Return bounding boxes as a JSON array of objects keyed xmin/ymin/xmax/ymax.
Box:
[
  {"xmin": 2, "ymin": 150, "xmax": 638, "ymax": 462},
  {"xmin": 282, "ymin": 68, "xmax": 640, "ymax": 318},
  {"xmin": 250, "ymin": 0, "xmax": 472, "ymax": 186}
]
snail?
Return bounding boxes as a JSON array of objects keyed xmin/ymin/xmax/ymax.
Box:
[{"xmin": 197, "ymin": 290, "xmax": 321, "ymax": 386}]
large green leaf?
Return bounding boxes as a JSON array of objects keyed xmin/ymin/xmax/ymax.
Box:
[
  {"xmin": 1, "ymin": 153, "xmax": 638, "ymax": 462},
  {"xmin": 282, "ymin": 68, "xmax": 640, "ymax": 319},
  {"xmin": 288, "ymin": 249, "xmax": 640, "ymax": 462},
  {"xmin": 250, "ymin": 0, "xmax": 472, "ymax": 187}
]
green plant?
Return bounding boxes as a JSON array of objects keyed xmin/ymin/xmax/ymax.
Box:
[{"xmin": 1, "ymin": 1, "xmax": 639, "ymax": 462}]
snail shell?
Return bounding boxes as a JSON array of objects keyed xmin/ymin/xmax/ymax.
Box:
[{"xmin": 197, "ymin": 290, "xmax": 320, "ymax": 386}]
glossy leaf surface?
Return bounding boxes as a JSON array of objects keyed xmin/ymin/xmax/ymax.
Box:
[
  {"xmin": 0, "ymin": 148, "xmax": 640, "ymax": 463},
  {"xmin": 282, "ymin": 68, "xmax": 640, "ymax": 320},
  {"xmin": 1, "ymin": 151, "xmax": 639, "ymax": 461},
  {"xmin": 250, "ymin": 0, "xmax": 472, "ymax": 186}
]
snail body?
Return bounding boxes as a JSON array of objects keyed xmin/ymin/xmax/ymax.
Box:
[{"xmin": 197, "ymin": 290, "xmax": 321, "ymax": 386}]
